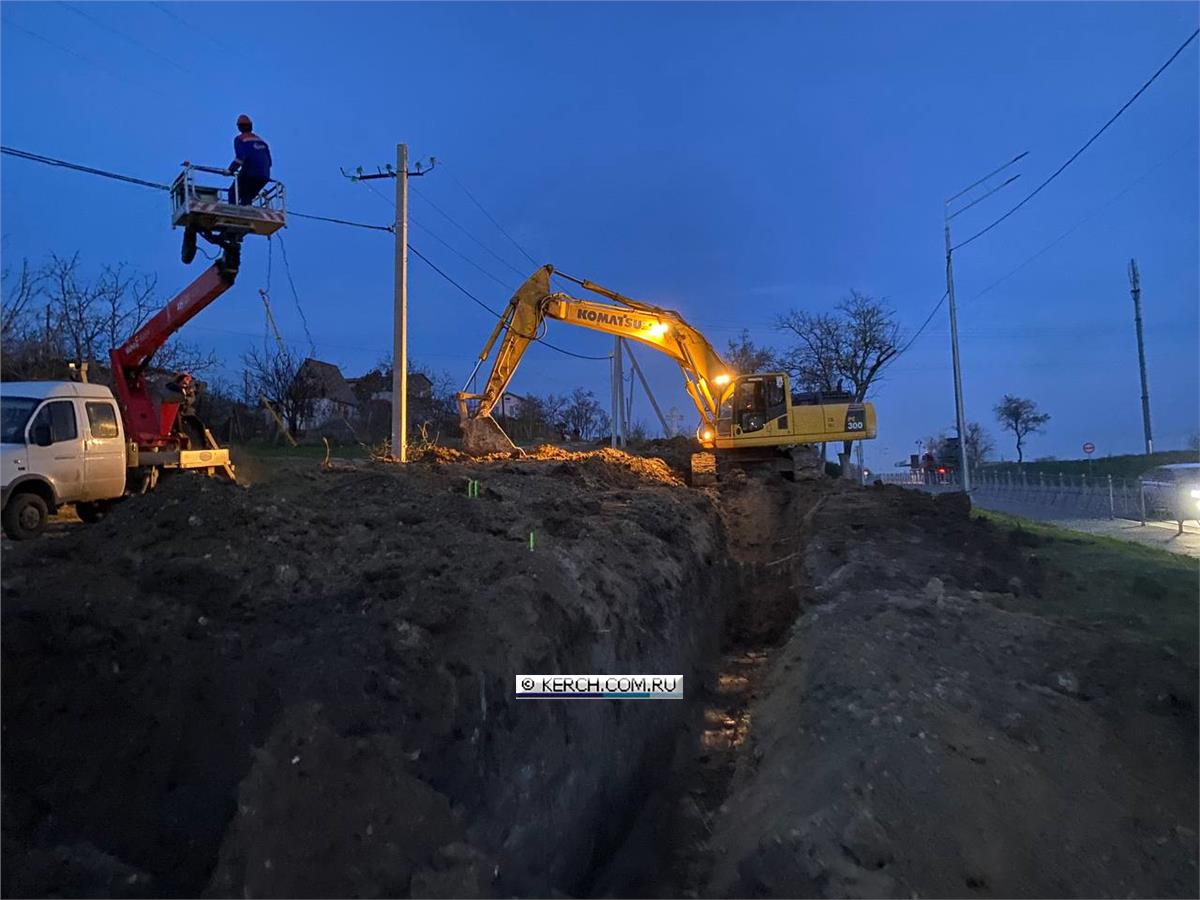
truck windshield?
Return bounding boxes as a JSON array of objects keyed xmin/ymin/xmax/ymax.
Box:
[{"xmin": 1, "ymin": 397, "xmax": 39, "ymax": 444}]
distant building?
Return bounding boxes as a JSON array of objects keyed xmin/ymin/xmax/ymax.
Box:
[
  {"xmin": 496, "ymin": 391, "xmax": 528, "ymax": 421},
  {"xmin": 346, "ymin": 370, "xmax": 433, "ymax": 404},
  {"xmin": 293, "ymin": 358, "xmax": 358, "ymax": 432}
]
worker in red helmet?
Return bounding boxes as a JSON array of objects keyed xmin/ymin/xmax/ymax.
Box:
[{"xmin": 228, "ymin": 114, "xmax": 272, "ymax": 205}]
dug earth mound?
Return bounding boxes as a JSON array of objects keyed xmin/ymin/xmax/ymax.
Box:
[
  {"xmin": 2, "ymin": 450, "xmax": 728, "ymax": 897},
  {"xmin": 2, "ymin": 450, "xmax": 1197, "ymax": 898},
  {"xmin": 701, "ymin": 483, "xmax": 1199, "ymax": 899}
]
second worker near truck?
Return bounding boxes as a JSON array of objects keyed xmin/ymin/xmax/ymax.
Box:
[{"xmin": 228, "ymin": 114, "xmax": 272, "ymax": 205}]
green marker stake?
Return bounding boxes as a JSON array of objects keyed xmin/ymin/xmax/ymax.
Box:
[{"xmin": 529, "ymin": 531, "xmax": 535, "ymax": 551}]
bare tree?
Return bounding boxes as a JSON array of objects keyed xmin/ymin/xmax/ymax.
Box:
[
  {"xmin": 539, "ymin": 393, "xmax": 568, "ymax": 433},
  {"xmin": 242, "ymin": 344, "xmax": 317, "ymax": 437},
  {"xmin": 774, "ymin": 311, "xmax": 843, "ymax": 392},
  {"xmin": 1, "ymin": 258, "xmax": 42, "ymax": 340},
  {"xmin": 965, "ymin": 422, "xmax": 995, "ymax": 469},
  {"xmin": 994, "ymin": 395, "xmax": 1050, "ymax": 463},
  {"xmin": 4, "ymin": 253, "xmax": 218, "ymax": 381},
  {"xmin": 1, "ymin": 259, "xmax": 49, "ymax": 379},
  {"xmin": 562, "ymin": 388, "xmax": 608, "ymax": 440},
  {"xmin": 776, "ymin": 291, "xmax": 903, "ymax": 471},
  {"xmin": 506, "ymin": 392, "xmax": 568, "ymax": 441},
  {"xmin": 927, "ymin": 422, "xmax": 994, "ymax": 471},
  {"xmin": 836, "ymin": 291, "xmax": 902, "ymax": 401},
  {"xmin": 725, "ymin": 329, "xmax": 774, "ymax": 375}
]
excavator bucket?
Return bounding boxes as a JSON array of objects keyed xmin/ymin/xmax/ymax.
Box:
[{"xmin": 462, "ymin": 415, "xmax": 523, "ymax": 456}]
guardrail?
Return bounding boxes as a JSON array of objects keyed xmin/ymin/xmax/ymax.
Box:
[{"xmin": 876, "ymin": 469, "xmax": 1156, "ymax": 524}]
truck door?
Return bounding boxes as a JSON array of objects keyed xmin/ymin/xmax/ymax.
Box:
[
  {"xmin": 82, "ymin": 400, "xmax": 126, "ymax": 500},
  {"xmin": 25, "ymin": 399, "xmax": 83, "ymax": 504}
]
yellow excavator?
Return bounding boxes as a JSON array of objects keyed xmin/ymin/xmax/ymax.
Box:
[{"xmin": 457, "ymin": 265, "xmax": 876, "ymax": 483}]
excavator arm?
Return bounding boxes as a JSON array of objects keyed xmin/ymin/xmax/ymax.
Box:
[{"xmin": 457, "ymin": 264, "xmax": 733, "ymax": 454}]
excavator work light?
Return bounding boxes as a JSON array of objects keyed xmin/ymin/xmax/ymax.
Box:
[
  {"xmin": 648, "ymin": 322, "xmax": 670, "ymax": 338},
  {"xmin": 713, "ymin": 373, "xmax": 731, "ymax": 386}
]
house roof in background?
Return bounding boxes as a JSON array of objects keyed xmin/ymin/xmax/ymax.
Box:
[{"xmin": 297, "ymin": 358, "xmax": 357, "ymax": 407}]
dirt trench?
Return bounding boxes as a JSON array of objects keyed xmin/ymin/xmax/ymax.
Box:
[
  {"xmin": 585, "ymin": 471, "xmax": 823, "ymax": 897},
  {"xmin": 589, "ymin": 475, "xmax": 1198, "ymax": 899},
  {"xmin": 3, "ymin": 451, "xmax": 1197, "ymax": 899},
  {"xmin": 2, "ymin": 449, "xmax": 737, "ymax": 898}
]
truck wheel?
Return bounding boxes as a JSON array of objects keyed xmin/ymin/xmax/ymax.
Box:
[
  {"xmin": 3, "ymin": 492, "xmax": 49, "ymax": 540},
  {"xmin": 76, "ymin": 500, "xmax": 112, "ymax": 524}
]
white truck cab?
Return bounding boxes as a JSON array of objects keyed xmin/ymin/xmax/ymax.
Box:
[{"xmin": 1, "ymin": 381, "xmax": 128, "ymax": 540}]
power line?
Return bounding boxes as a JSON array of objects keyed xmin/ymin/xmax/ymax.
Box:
[
  {"xmin": 954, "ymin": 27, "xmax": 1199, "ymax": 251},
  {"xmin": 406, "ymin": 245, "xmax": 608, "ymax": 361},
  {"xmin": 0, "ymin": 16, "xmax": 172, "ymax": 99},
  {"xmin": 442, "ymin": 161, "xmax": 540, "ymax": 266},
  {"xmin": 411, "ymin": 217, "xmax": 515, "ymax": 291},
  {"xmin": 967, "ymin": 138, "xmax": 1196, "ymax": 305},
  {"xmin": 4, "ymin": 142, "xmax": 649, "ymax": 364},
  {"xmin": 62, "ymin": 2, "xmax": 193, "ymax": 75},
  {"xmin": 275, "ymin": 234, "xmax": 316, "ymax": 352},
  {"xmin": 359, "ymin": 178, "xmax": 516, "ymax": 290},
  {"xmin": 410, "ymin": 183, "xmax": 530, "ymax": 279},
  {"xmin": 1, "ymin": 146, "xmax": 398, "ymax": 232},
  {"xmin": 288, "ymin": 210, "xmax": 393, "ymax": 232},
  {"xmin": 904, "ymin": 140, "xmax": 1193, "ymax": 358},
  {"xmin": 149, "ymin": 1, "xmax": 233, "ymax": 53},
  {"xmin": 896, "ymin": 292, "xmax": 949, "ymax": 356},
  {"xmin": 1, "ymin": 145, "xmax": 170, "ymax": 190}
]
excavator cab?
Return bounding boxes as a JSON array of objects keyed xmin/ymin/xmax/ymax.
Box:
[{"xmin": 171, "ymin": 162, "xmax": 286, "ymax": 264}]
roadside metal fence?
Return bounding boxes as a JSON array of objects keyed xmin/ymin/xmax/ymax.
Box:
[{"xmin": 876, "ymin": 469, "xmax": 1155, "ymax": 523}]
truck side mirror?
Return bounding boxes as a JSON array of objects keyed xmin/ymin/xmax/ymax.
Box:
[{"xmin": 32, "ymin": 424, "xmax": 53, "ymax": 447}]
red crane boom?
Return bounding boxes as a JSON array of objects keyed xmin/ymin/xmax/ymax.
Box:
[{"xmin": 108, "ymin": 248, "xmax": 239, "ymax": 451}]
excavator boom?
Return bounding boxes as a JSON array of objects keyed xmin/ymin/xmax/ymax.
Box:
[
  {"xmin": 457, "ymin": 265, "xmax": 732, "ymax": 455},
  {"xmin": 457, "ymin": 265, "xmax": 877, "ymax": 477}
]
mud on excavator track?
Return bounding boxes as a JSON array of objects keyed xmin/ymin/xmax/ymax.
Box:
[{"xmin": 689, "ymin": 445, "xmax": 824, "ymax": 486}]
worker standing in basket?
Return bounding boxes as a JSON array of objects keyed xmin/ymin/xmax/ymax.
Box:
[{"xmin": 228, "ymin": 114, "xmax": 271, "ymax": 205}]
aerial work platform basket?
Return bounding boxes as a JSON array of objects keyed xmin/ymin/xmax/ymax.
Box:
[{"xmin": 170, "ymin": 162, "xmax": 286, "ymax": 237}]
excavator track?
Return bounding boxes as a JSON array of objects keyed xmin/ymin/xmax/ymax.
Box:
[{"xmin": 689, "ymin": 445, "xmax": 823, "ymax": 486}]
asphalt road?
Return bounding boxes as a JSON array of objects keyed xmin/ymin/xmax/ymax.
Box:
[
  {"xmin": 889, "ymin": 482, "xmax": 1200, "ymax": 558},
  {"xmin": 968, "ymin": 494, "xmax": 1200, "ymax": 558}
]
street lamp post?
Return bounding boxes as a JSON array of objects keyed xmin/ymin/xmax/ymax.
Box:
[{"xmin": 943, "ymin": 151, "xmax": 1028, "ymax": 494}]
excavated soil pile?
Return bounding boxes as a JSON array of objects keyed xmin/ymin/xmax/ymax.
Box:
[
  {"xmin": 2, "ymin": 452, "xmax": 727, "ymax": 898},
  {"xmin": 704, "ymin": 482, "xmax": 1199, "ymax": 898},
  {"xmin": 5, "ymin": 461, "xmax": 1197, "ymax": 900}
]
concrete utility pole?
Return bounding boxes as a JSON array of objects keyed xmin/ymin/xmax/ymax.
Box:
[
  {"xmin": 623, "ymin": 341, "xmax": 670, "ymax": 435},
  {"xmin": 611, "ymin": 336, "xmax": 625, "ymax": 447},
  {"xmin": 342, "ymin": 148, "xmax": 436, "ymax": 463},
  {"xmin": 942, "ymin": 150, "xmax": 1028, "ymax": 495},
  {"xmin": 393, "ymin": 143, "xmax": 409, "ymax": 462},
  {"xmin": 942, "ymin": 218, "xmax": 971, "ymax": 493},
  {"xmin": 1128, "ymin": 258, "xmax": 1153, "ymax": 454}
]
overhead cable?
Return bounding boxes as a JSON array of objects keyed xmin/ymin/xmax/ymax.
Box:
[{"xmin": 953, "ymin": 27, "xmax": 1199, "ymax": 251}]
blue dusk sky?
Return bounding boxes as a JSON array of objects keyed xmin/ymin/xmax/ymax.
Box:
[{"xmin": 2, "ymin": 1, "xmax": 1197, "ymax": 466}]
